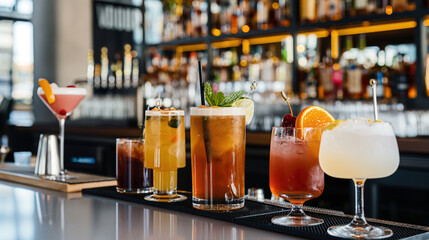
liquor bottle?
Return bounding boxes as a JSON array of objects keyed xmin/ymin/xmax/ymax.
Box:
[
  {"xmin": 317, "ymin": 0, "xmax": 328, "ymax": 22},
  {"xmin": 239, "ymin": 0, "xmax": 249, "ymax": 30},
  {"xmin": 123, "ymin": 44, "xmax": 132, "ymax": 88},
  {"xmin": 375, "ymin": 71, "xmax": 384, "ymax": 97},
  {"xmin": 392, "ymin": 0, "xmax": 407, "ymax": 12},
  {"xmin": 231, "ymin": 2, "xmax": 240, "ymax": 34},
  {"xmin": 354, "ymin": 0, "xmax": 368, "ymax": 15},
  {"xmin": 132, "ymin": 58, "xmax": 139, "ymax": 88},
  {"xmin": 332, "ymin": 62, "xmax": 343, "ymax": 99},
  {"xmin": 306, "ymin": 67, "xmax": 318, "ymax": 99},
  {"xmin": 261, "ymin": 50, "xmax": 275, "ymax": 82},
  {"xmin": 87, "ymin": 49, "xmax": 94, "ymax": 86},
  {"xmin": 407, "ymin": 60, "xmax": 417, "ymax": 98},
  {"xmin": 381, "ymin": 66, "xmax": 391, "ymax": 99},
  {"xmin": 319, "ymin": 56, "xmax": 335, "ymax": 99},
  {"xmin": 347, "ymin": 61, "xmax": 363, "ymax": 99},
  {"xmin": 249, "ymin": 53, "xmax": 261, "ymax": 83},
  {"xmin": 257, "ymin": 0, "xmax": 269, "ymax": 29},
  {"xmin": 344, "ymin": 0, "xmax": 355, "ymax": 17},
  {"xmin": 115, "ymin": 59, "xmax": 123, "ymax": 89},
  {"xmin": 100, "ymin": 47, "xmax": 109, "ymax": 89},
  {"xmin": 280, "ymin": 0, "xmax": 290, "ymax": 26},
  {"xmin": 329, "ymin": 0, "xmax": 342, "ymax": 21},
  {"xmin": 269, "ymin": 0, "xmax": 281, "ymax": 28},
  {"xmin": 395, "ymin": 54, "xmax": 408, "ymax": 99},
  {"xmin": 301, "ymin": 0, "xmax": 317, "ymax": 23},
  {"xmin": 220, "ymin": 2, "xmax": 231, "ymax": 34},
  {"xmin": 368, "ymin": 0, "xmax": 377, "ymax": 14},
  {"xmin": 94, "ymin": 63, "xmax": 101, "ymax": 89},
  {"xmin": 211, "ymin": 0, "xmax": 221, "ymax": 35}
]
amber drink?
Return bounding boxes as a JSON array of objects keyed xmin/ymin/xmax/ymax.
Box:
[
  {"xmin": 144, "ymin": 109, "xmax": 186, "ymax": 202},
  {"xmin": 190, "ymin": 107, "xmax": 246, "ymax": 210},
  {"xmin": 116, "ymin": 138, "xmax": 153, "ymax": 193}
]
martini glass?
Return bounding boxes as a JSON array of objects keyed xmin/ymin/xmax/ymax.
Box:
[{"xmin": 37, "ymin": 85, "xmax": 87, "ymax": 180}]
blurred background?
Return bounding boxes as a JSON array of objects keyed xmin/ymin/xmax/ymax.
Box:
[{"xmin": 1, "ymin": 0, "xmax": 429, "ymax": 226}]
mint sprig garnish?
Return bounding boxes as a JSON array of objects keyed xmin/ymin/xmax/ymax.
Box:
[{"xmin": 204, "ymin": 82, "xmax": 245, "ymax": 107}]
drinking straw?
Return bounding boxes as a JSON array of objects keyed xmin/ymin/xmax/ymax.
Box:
[
  {"xmin": 140, "ymin": 105, "xmax": 150, "ymax": 139},
  {"xmin": 370, "ymin": 79, "xmax": 379, "ymax": 121},
  {"xmin": 198, "ymin": 60, "xmax": 205, "ymax": 106},
  {"xmin": 197, "ymin": 60, "xmax": 211, "ymax": 162}
]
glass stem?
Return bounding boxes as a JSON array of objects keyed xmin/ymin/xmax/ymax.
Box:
[
  {"xmin": 58, "ymin": 118, "xmax": 65, "ymax": 175},
  {"xmin": 351, "ymin": 178, "xmax": 368, "ymax": 227},
  {"xmin": 289, "ymin": 203, "xmax": 306, "ymax": 217}
]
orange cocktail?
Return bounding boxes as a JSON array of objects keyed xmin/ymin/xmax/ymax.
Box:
[
  {"xmin": 144, "ymin": 108, "xmax": 186, "ymax": 202},
  {"xmin": 190, "ymin": 107, "xmax": 246, "ymax": 210}
]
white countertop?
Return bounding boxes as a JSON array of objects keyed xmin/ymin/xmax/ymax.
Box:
[{"xmin": 0, "ymin": 181, "xmax": 303, "ymax": 240}]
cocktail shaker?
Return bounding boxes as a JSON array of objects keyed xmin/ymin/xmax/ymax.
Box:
[{"xmin": 35, "ymin": 134, "xmax": 60, "ymax": 177}]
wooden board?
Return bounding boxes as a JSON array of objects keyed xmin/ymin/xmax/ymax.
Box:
[{"xmin": 0, "ymin": 163, "xmax": 116, "ymax": 192}]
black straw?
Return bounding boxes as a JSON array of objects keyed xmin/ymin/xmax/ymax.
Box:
[
  {"xmin": 198, "ymin": 60, "xmax": 205, "ymax": 106},
  {"xmin": 140, "ymin": 105, "xmax": 150, "ymax": 139}
]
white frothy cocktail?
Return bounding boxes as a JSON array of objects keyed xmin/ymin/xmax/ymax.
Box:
[{"xmin": 319, "ymin": 119, "xmax": 399, "ymax": 179}]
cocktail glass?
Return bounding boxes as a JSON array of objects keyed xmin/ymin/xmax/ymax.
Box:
[
  {"xmin": 144, "ymin": 110, "xmax": 186, "ymax": 202},
  {"xmin": 116, "ymin": 138, "xmax": 153, "ymax": 193},
  {"xmin": 37, "ymin": 86, "xmax": 87, "ymax": 180},
  {"xmin": 319, "ymin": 119, "xmax": 400, "ymax": 239},
  {"xmin": 190, "ymin": 107, "xmax": 246, "ymax": 211},
  {"xmin": 269, "ymin": 127, "xmax": 324, "ymax": 226}
]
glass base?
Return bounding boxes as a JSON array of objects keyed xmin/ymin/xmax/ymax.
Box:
[
  {"xmin": 272, "ymin": 215, "xmax": 324, "ymax": 227},
  {"xmin": 144, "ymin": 194, "xmax": 186, "ymax": 203},
  {"xmin": 117, "ymin": 187, "xmax": 153, "ymax": 194},
  {"xmin": 327, "ymin": 224, "xmax": 393, "ymax": 239},
  {"xmin": 192, "ymin": 197, "xmax": 245, "ymax": 211}
]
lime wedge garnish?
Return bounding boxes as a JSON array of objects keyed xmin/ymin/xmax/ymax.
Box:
[{"xmin": 233, "ymin": 98, "xmax": 254, "ymax": 125}]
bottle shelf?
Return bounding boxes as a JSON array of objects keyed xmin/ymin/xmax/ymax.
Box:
[{"xmin": 0, "ymin": 11, "xmax": 32, "ymax": 21}]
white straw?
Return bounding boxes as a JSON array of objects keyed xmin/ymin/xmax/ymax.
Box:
[{"xmin": 370, "ymin": 79, "xmax": 379, "ymax": 121}]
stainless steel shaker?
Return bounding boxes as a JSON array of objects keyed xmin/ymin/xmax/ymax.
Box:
[{"xmin": 35, "ymin": 134, "xmax": 60, "ymax": 177}]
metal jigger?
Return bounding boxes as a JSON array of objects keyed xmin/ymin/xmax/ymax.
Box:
[{"xmin": 35, "ymin": 134, "xmax": 60, "ymax": 179}]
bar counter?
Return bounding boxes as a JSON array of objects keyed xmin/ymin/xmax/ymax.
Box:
[{"xmin": 0, "ymin": 180, "xmax": 301, "ymax": 240}]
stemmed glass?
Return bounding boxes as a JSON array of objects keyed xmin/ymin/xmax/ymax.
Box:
[
  {"xmin": 270, "ymin": 127, "xmax": 324, "ymax": 226},
  {"xmin": 37, "ymin": 84, "xmax": 87, "ymax": 180},
  {"xmin": 319, "ymin": 119, "xmax": 400, "ymax": 239}
]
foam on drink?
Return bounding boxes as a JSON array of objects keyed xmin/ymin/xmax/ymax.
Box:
[{"xmin": 319, "ymin": 118, "xmax": 400, "ymax": 179}]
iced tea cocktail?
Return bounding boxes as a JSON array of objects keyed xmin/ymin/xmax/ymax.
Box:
[
  {"xmin": 116, "ymin": 138, "xmax": 153, "ymax": 193},
  {"xmin": 144, "ymin": 109, "xmax": 186, "ymax": 202},
  {"xmin": 190, "ymin": 107, "xmax": 246, "ymax": 211}
]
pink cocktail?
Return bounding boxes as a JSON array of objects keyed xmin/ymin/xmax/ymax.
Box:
[{"xmin": 38, "ymin": 85, "xmax": 87, "ymax": 180}]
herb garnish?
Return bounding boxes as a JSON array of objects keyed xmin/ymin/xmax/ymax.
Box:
[
  {"xmin": 204, "ymin": 82, "xmax": 245, "ymax": 107},
  {"xmin": 168, "ymin": 117, "xmax": 180, "ymax": 128}
]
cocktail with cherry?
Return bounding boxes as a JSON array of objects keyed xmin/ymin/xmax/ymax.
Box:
[{"xmin": 269, "ymin": 91, "xmax": 334, "ymax": 226}]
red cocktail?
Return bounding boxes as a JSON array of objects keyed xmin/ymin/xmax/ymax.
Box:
[{"xmin": 37, "ymin": 82, "xmax": 87, "ymax": 180}]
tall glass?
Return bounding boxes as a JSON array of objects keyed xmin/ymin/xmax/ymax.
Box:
[
  {"xmin": 144, "ymin": 110, "xmax": 186, "ymax": 202},
  {"xmin": 37, "ymin": 86, "xmax": 87, "ymax": 180},
  {"xmin": 116, "ymin": 138, "xmax": 153, "ymax": 193},
  {"xmin": 270, "ymin": 127, "xmax": 324, "ymax": 226},
  {"xmin": 319, "ymin": 120, "xmax": 400, "ymax": 239},
  {"xmin": 190, "ymin": 107, "xmax": 246, "ymax": 211}
]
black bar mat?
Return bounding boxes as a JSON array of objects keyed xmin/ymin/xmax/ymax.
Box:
[
  {"xmin": 235, "ymin": 211, "xmax": 429, "ymax": 240},
  {"xmin": 83, "ymin": 186, "xmax": 286, "ymax": 222},
  {"xmin": 83, "ymin": 187, "xmax": 429, "ymax": 239}
]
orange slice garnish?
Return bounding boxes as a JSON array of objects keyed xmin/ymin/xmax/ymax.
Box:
[
  {"xmin": 296, "ymin": 105, "xmax": 335, "ymax": 141},
  {"xmin": 38, "ymin": 78, "xmax": 55, "ymax": 104}
]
